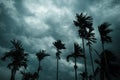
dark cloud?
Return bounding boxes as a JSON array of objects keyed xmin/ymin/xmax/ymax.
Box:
[{"xmin": 0, "ymin": 0, "xmax": 120, "ymax": 80}]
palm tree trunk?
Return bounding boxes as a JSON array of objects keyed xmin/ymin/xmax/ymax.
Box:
[
  {"xmin": 37, "ymin": 61, "xmax": 40, "ymax": 80},
  {"xmin": 10, "ymin": 69, "xmax": 16, "ymax": 80},
  {"xmin": 38, "ymin": 61, "xmax": 40, "ymax": 73},
  {"xmin": 88, "ymin": 45, "xmax": 96, "ymax": 80},
  {"xmin": 101, "ymin": 43, "xmax": 110, "ymax": 80},
  {"xmin": 10, "ymin": 69, "xmax": 14, "ymax": 80},
  {"xmin": 57, "ymin": 58, "xmax": 59, "ymax": 80},
  {"xmin": 74, "ymin": 57, "xmax": 77, "ymax": 80},
  {"xmin": 82, "ymin": 38, "xmax": 88, "ymax": 80}
]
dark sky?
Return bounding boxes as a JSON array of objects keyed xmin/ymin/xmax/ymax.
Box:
[{"xmin": 0, "ymin": 0, "xmax": 120, "ymax": 80}]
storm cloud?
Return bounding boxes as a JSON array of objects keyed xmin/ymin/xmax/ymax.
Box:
[{"xmin": 0, "ymin": 0, "xmax": 120, "ymax": 80}]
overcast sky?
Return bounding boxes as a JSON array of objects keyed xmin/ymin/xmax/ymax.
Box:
[{"xmin": 0, "ymin": 0, "xmax": 120, "ymax": 80}]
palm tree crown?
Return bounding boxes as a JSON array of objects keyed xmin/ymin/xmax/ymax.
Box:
[
  {"xmin": 53, "ymin": 40, "xmax": 66, "ymax": 50},
  {"xmin": 53, "ymin": 40, "xmax": 65, "ymax": 59},
  {"xmin": 36, "ymin": 50, "xmax": 50, "ymax": 71},
  {"xmin": 67, "ymin": 43, "xmax": 84, "ymax": 61},
  {"xmin": 98, "ymin": 22, "xmax": 113, "ymax": 44},
  {"xmin": 86, "ymin": 28, "xmax": 97, "ymax": 46},
  {"xmin": 1, "ymin": 39, "xmax": 28, "ymax": 70},
  {"xmin": 36, "ymin": 50, "xmax": 50, "ymax": 61},
  {"xmin": 73, "ymin": 13, "xmax": 93, "ymax": 38}
]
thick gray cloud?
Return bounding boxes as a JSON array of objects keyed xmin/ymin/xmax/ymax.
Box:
[{"xmin": 0, "ymin": 0, "xmax": 120, "ymax": 80}]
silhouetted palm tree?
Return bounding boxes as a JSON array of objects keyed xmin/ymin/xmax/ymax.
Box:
[
  {"xmin": 1, "ymin": 39, "xmax": 28, "ymax": 80},
  {"xmin": 53, "ymin": 40, "xmax": 65, "ymax": 80},
  {"xmin": 36, "ymin": 50, "xmax": 50, "ymax": 80},
  {"xmin": 94, "ymin": 50, "xmax": 120, "ymax": 80},
  {"xmin": 86, "ymin": 28, "xmax": 97, "ymax": 80},
  {"xmin": 80, "ymin": 72, "xmax": 86, "ymax": 80},
  {"xmin": 98, "ymin": 22, "xmax": 113, "ymax": 80},
  {"xmin": 21, "ymin": 71, "xmax": 38, "ymax": 80},
  {"xmin": 67, "ymin": 43, "xmax": 85, "ymax": 80},
  {"xmin": 74, "ymin": 13, "xmax": 93, "ymax": 80},
  {"xmin": 21, "ymin": 71, "xmax": 32, "ymax": 80}
]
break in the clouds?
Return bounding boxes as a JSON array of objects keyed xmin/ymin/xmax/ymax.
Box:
[{"xmin": 0, "ymin": 0, "xmax": 120, "ymax": 80}]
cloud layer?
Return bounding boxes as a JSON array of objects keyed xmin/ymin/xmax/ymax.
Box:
[{"xmin": 0, "ymin": 0, "xmax": 120, "ymax": 80}]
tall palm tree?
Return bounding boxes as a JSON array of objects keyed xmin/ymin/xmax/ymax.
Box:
[
  {"xmin": 1, "ymin": 39, "xmax": 28, "ymax": 80},
  {"xmin": 53, "ymin": 40, "xmax": 65, "ymax": 80},
  {"xmin": 86, "ymin": 28, "xmax": 97, "ymax": 80},
  {"xmin": 73, "ymin": 13, "xmax": 93, "ymax": 80},
  {"xmin": 98, "ymin": 22, "xmax": 113, "ymax": 80},
  {"xmin": 67, "ymin": 43, "xmax": 85, "ymax": 80},
  {"xmin": 94, "ymin": 50, "xmax": 120, "ymax": 80},
  {"xmin": 36, "ymin": 50, "xmax": 50, "ymax": 80}
]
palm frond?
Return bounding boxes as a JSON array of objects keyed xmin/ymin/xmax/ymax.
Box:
[
  {"xmin": 1, "ymin": 51, "xmax": 13, "ymax": 61},
  {"xmin": 98, "ymin": 22, "xmax": 113, "ymax": 43},
  {"xmin": 66, "ymin": 54, "xmax": 74, "ymax": 62},
  {"xmin": 74, "ymin": 43, "xmax": 83, "ymax": 55},
  {"xmin": 11, "ymin": 39, "xmax": 23, "ymax": 50},
  {"xmin": 94, "ymin": 67, "xmax": 100, "ymax": 77},
  {"xmin": 86, "ymin": 27, "xmax": 97, "ymax": 46},
  {"xmin": 74, "ymin": 13, "xmax": 93, "ymax": 29},
  {"xmin": 80, "ymin": 72, "xmax": 87, "ymax": 79},
  {"xmin": 53, "ymin": 40, "xmax": 66, "ymax": 50},
  {"xmin": 36, "ymin": 50, "xmax": 50, "ymax": 61}
]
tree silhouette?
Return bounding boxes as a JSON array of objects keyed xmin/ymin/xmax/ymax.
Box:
[
  {"xmin": 73, "ymin": 13, "xmax": 93, "ymax": 80},
  {"xmin": 1, "ymin": 39, "xmax": 28, "ymax": 80},
  {"xmin": 53, "ymin": 40, "xmax": 65, "ymax": 80},
  {"xmin": 21, "ymin": 71, "xmax": 32, "ymax": 80},
  {"xmin": 21, "ymin": 71, "xmax": 39, "ymax": 80},
  {"xmin": 94, "ymin": 50, "xmax": 120, "ymax": 80},
  {"xmin": 98, "ymin": 22, "xmax": 113, "ymax": 80},
  {"xmin": 86, "ymin": 27, "xmax": 97, "ymax": 80},
  {"xmin": 36, "ymin": 50, "xmax": 50, "ymax": 80},
  {"xmin": 80, "ymin": 72, "xmax": 86, "ymax": 80},
  {"xmin": 67, "ymin": 43, "xmax": 85, "ymax": 80}
]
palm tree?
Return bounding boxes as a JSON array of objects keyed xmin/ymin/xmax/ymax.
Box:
[
  {"xmin": 98, "ymin": 22, "xmax": 113, "ymax": 80},
  {"xmin": 53, "ymin": 40, "xmax": 65, "ymax": 80},
  {"xmin": 73, "ymin": 13, "xmax": 93, "ymax": 80},
  {"xmin": 36, "ymin": 50, "xmax": 50, "ymax": 80},
  {"xmin": 86, "ymin": 28, "xmax": 97, "ymax": 80},
  {"xmin": 94, "ymin": 50, "xmax": 120, "ymax": 80},
  {"xmin": 21, "ymin": 71, "xmax": 32, "ymax": 80},
  {"xmin": 1, "ymin": 39, "xmax": 28, "ymax": 80},
  {"xmin": 21, "ymin": 71, "xmax": 39, "ymax": 80},
  {"xmin": 67, "ymin": 43, "xmax": 85, "ymax": 80},
  {"xmin": 80, "ymin": 72, "xmax": 86, "ymax": 80}
]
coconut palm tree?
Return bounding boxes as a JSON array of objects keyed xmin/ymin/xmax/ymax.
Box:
[
  {"xmin": 98, "ymin": 22, "xmax": 113, "ymax": 80},
  {"xmin": 67, "ymin": 43, "xmax": 85, "ymax": 80},
  {"xmin": 94, "ymin": 50, "xmax": 120, "ymax": 80},
  {"xmin": 73, "ymin": 13, "xmax": 93, "ymax": 80},
  {"xmin": 86, "ymin": 28, "xmax": 97, "ymax": 80},
  {"xmin": 53, "ymin": 40, "xmax": 65, "ymax": 80},
  {"xmin": 1, "ymin": 39, "xmax": 28, "ymax": 80},
  {"xmin": 36, "ymin": 50, "xmax": 50, "ymax": 80}
]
